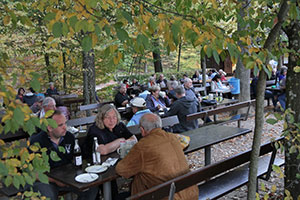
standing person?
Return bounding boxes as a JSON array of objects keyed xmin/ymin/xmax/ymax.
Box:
[
  {"xmin": 38, "ymin": 97, "xmax": 56, "ymax": 118},
  {"xmin": 164, "ymin": 86, "xmax": 199, "ymax": 133},
  {"xmin": 46, "ymin": 82, "xmax": 59, "ymax": 96},
  {"xmin": 116, "ymin": 113, "xmax": 199, "ymax": 200},
  {"xmin": 145, "ymin": 85, "xmax": 170, "ymax": 113},
  {"xmin": 127, "ymin": 97, "xmax": 152, "ymax": 127},
  {"xmin": 114, "ymin": 84, "xmax": 130, "ymax": 107},
  {"xmin": 30, "ymin": 110, "xmax": 98, "ymax": 200},
  {"xmin": 16, "ymin": 87, "xmax": 25, "ymax": 102}
]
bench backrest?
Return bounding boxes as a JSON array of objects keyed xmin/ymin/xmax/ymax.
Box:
[
  {"xmin": 186, "ymin": 100, "xmax": 255, "ymax": 121},
  {"xmin": 127, "ymin": 115, "xmax": 179, "ymax": 135},
  {"xmin": 59, "ymin": 94, "xmax": 78, "ymax": 99},
  {"xmin": 127, "ymin": 137, "xmax": 283, "ymax": 200},
  {"xmin": 66, "ymin": 115, "xmax": 96, "ymax": 127},
  {"xmin": 79, "ymin": 101, "xmax": 114, "ymax": 111}
]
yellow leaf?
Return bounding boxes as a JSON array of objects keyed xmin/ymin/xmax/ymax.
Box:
[
  {"xmin": 217, "ymin": 48, "xmax": 222, "ymax": 54},
  {"xmin": 3, "ymin": 15, "xmax": 10, "ymax": 25},
  {"xmin": 1, "ymin": 114, "xmax": 11, "ymax": 122},
  {"xmin": 113, "ymin": 56, "xmax": 119, "ymax": 65},
  {"xmin": 203, "ymin": 45, "xmax": 208, "ymax": 53},
  {"xmin": 0, "ymin": 139, "xmax": 5, "ymax": 146},
  {"xmin": 158, "ymin": 14, "xmax": 165, "ymax": 19},
  {"xmin": 139, "ymin": 3, "xmax": 143, "ymax": 12},
  {"xmin": 107, "ymin": 0, "xmax": 115, "ymax": 7},
  {"xmin": 92, "ymin": 33, "xmax": 98, "ymax": 47},
  {"xmin": 56, "ymin": 10, "xmax": 62, "ymax": 21},
  {"xmin": 0, "ymin": 92, "xmax": 6, "ymax": 97},
  {"xmin": 271, "ymin": 185, "xmax": 277, "ymax": 193},
  {"xmin": 28, "ymin": 153, "xmax": 35, "ymax": 161},
  {"xmin": 211, "ymin": 0, "xmax": 217, "ymax": 9},
  {"xmin": 29, "ymin": 145, "xmax": 39, "ymax": 153},
  {"xmin": 27, "ymin": 140, "xmax": 30, "ymax": 147},
  {"xmin": 231, "ymin": 56, "xmax": 238, "ymax": 65},
  {"xmin": 247, "ymin": 37, "xmax": 251, "ymax": 46},
  {"xmin": 256, "ymin": 58, "xmax": 263, "ymax": 66},
  {"xmin": 117, "ymin": 2, "xmax": 123, "ymax": 8},
  {"xmin": 142, "ymin": 15, "xmax": 150, "ymax": 24}
]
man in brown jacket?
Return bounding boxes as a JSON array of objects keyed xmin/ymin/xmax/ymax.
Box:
[{"xmin": 116, "ymin": 113, "xmax": 198, "ymax": 200}]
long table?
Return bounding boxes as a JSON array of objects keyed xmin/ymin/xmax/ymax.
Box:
[
  {"xmin": 48, "ymin": 124, "xmax": 251, "ymax": 200},
  {"xmin": 48, "ymin": 153, "xmax": 119, "ymax": 200},
  {"xmin": 183, "ymin": 124, "xmax": 251, "ymax": 165}
]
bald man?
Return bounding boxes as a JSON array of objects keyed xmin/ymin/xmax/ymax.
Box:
[{"xmin": 116, "ymin": 113, "xmax": 198, "ymax": 200}]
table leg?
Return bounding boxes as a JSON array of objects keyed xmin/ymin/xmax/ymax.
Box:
[
  {"xmin": 103, "ymin": 181, "xmax": 112, "ymax": 200},
  {"xmin": 204, "ymin": 146, "xmax": 211, "ymax": 166}
]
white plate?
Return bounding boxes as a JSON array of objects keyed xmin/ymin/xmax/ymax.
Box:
[
  {"xmin": 75, "ymin": 173, "xmax": 98, "ymax": 183},
  {"xmin": 85, "ymin": 165, "xmax": 108, "ymax": 173}
]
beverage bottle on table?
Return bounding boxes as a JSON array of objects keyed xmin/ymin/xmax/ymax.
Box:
[
  {"xmin": 73, "ymin": 139, "xmax": 82, "ymax": 167},
  {"xmin": 92, "ymin": 137, "xmax": 101, "ymax": 164}
]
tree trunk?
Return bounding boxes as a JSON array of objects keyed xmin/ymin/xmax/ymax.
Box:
[
  {"xmin": 62, "ymin": 52, "xmax": 67, "ymax": 92},
  {"xmin": 177, "ymin": 42, "xmax": 182, "ymax": 72},
  {"xmin": 236, "ymin": 0, "xmax": 251, "ymax": 103},
  {"xmin": 82, "ymin": 49, "xmax": 96, "ymax": 116},
  {"xmin": 45, "ymin": 53, "xmax": 53, "ymax": 83},
  {"xmin": 152, "ymin": 38, "xmax": 163, "ymax": 73},
  {"xmin": 201, "ymin": 51, "xmax": 207, "ymax": 96},
  {"xmin": 284, "ymin": 19, "xmax": 300, "ymax": 199},
  {"xmin": 247, "ymin": 1, "xmax": 290, "ymax": 199}
]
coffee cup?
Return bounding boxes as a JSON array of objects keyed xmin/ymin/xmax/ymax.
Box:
[{"xmin": 117, "ymin": 147, "xmax": 127, "ymax": 159}]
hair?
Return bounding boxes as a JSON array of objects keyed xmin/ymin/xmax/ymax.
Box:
[
  {"xmin": 174, "ymin": 85, "xmax": 185, "ymax": 96},
  {"xmin": 123, "ymin": 79, "xmax": 128, "ymax": 84},
  {"xmin": 49, "ymin": 82, "xmax": 54, "ymax": 86},
  {"xmin": 50, "ymin": 109, "xmax": 63, "ymax": 118},
  {"xmin": 149, "ymin": 85, "xmax": 161, "ymax": 93},
  {"xmin": 280, "ymin": 67, "xmax": 287, "ymax": 74},
  {"xmin": 95, "ymin": 104, "xmax": 121, "ymax": 129},
  {"xmin": 149, "ymin": 76, "xmax": 155, "ymax": 82},
  {"xmin": 29, "ymin": 87, "xmax": 35, "ymax": 93},
  {"xmin": 17, "ymin": 88, "xmax": 25, "ymax": 95},
  {"xmin": 42, "ymin": 97, "xmax": 56, "ymax": 108},
  {"xmin": 140, "ymin": 113, "xmax": 162, "ymax": 132},
  {"xmin": 183, "ymin": 78, "xmax": 192, "ymax": 84},
  {"xmin": 169, "ymin": 81, "xmax": 178, "ymax": 89},
  {"xmin": 170, "ymin": 75, "xmax": 176, "ymax": 81}
]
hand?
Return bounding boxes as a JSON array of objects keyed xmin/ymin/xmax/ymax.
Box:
[
  {"xmin": 157, "ymin": 104, "xmax": 162, "ymax": 110},
  {"xmin": 198, "ymin": 96, "xmax": 202, "ymax": 102}
]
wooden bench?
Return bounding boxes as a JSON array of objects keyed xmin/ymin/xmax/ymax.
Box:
[
  {"xmin": 79, "ymin": 101, "xmax": 114, "ymax": 112},
  {"xmin": 187, "ymin": 100, "xmax": 255, "ymax": 127},
  {"xmin": 66, "ymin": 115, "xmax": 96, "ymax": 127},
  {"xmin": 127, "ymin": 137, "xmax": 284, "ymax": 200}
]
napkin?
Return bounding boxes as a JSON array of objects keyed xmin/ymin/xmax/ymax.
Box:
[{"xmin": 102, "ymin": 158, "xmax": 118, "ymax": 167}]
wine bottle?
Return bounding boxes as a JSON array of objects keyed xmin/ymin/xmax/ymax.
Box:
[
  {"xmin": 73, "ymin": 139, "xmax": 82, "ymax": 167},
  {"xmin": 92, "ymin": 137, "xmax": 101, "ymax": 164}
]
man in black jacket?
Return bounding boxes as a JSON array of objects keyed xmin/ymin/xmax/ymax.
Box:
[{"xmin": 164, "ymin": 86, "xmax": 199, "ymax": 133}]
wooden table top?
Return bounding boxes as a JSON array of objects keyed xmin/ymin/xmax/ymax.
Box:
[
  {"xmin": 183, "ymin": 124, "xmax": 251, "ymax": 154},
  {"xmin": 48, "ymin": 152, "xmax": 120, "ymax": 191}
]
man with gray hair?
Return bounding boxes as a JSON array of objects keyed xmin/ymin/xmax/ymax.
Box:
[
  {"xmin": 45, "ymin": 82, "xmax": 59, "ymax": 96},
  {"xmin": 116, "ymin": 113, "xmax": 198, "ymax": 199},
  {"xmin": 114, "ymin": 83, "xmax": 130, "ymax": 107},
  {"xmin": 164, "ymin": 85, "xmax": 199, "ymax": 133},
  {"xmin": 38, "ymin": 97, "xmax": 56, "ymax": 118}
]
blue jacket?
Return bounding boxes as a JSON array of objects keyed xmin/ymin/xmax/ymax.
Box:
[
  {"xmin": 127, "ymin": 109, "xmax": 152, "ymax": 127},
  {"xmin": 145, "ymin": 94, "xmax": 170, "ymax": 112}
]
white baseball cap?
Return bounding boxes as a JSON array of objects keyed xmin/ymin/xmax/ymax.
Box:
[{"xmin": 130, "ymin": 97, "xmax": 146, "ymax": 108}]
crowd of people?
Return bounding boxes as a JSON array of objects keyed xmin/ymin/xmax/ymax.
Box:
[{"xmin": 9, "ymin": 67, "xmax": 287, "ymax": 200}]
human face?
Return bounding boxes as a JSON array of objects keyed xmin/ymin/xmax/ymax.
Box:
[
  {"xmin": 49, "ymin": 114, "xmax": 67, "ymax": 139},
  {"xmin": 152, "ymin": 90, "xmax": 160, "ymax": 98},
  {"xmin": 185, "ymin": 80, "xmax": 193, "ymax": 89},
  {"xmin": 120, "ymin": 86, "xmax": 127, "ymax": 94},
  {"xmin": 103, "ymin": 110, "xmax": 118, "ymax": 131},
  {"xmin": 44, "ymin": 101, "xmax": 56, "ymax": 112}
]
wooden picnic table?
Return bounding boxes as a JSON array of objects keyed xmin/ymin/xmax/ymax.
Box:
[
  {"xmin": 0, "ymin": 129, "xmax": 29, "ymax": 142},
  {"xmin": 266, "ymin": 86, "xmax": 282, "ymax": 92},
  {"xmin": 183, "ymin": 124, "xmax": 251, "ymax": 165},
  {"xmin": 48, "ymin": 153, "xmax": 119, "ymax": 200}
]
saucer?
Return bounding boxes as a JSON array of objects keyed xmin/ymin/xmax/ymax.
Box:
[{"xmin": 75, "ymin": 173, "xmax": 98, "ymax": 183}]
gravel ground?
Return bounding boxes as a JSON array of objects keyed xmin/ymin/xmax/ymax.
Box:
[{"xmin": 187, "ymin": 104, "xmax": 285, "ymax": 199}]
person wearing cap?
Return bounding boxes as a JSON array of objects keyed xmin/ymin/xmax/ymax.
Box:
[
  {"xmin": 30, "ymin": 96, "xmax": 44, "ymax": 114},
  {"xmin": 127, "ymin": 97, "xmax": 152, "ymax": 127}
]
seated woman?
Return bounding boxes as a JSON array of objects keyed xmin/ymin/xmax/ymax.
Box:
[
  {"xmin": 16, "ymin": 87, "xmax": 25, "ymax": 102},
  {"xmin": 146, "ymin": 85, "xmax": 170, "ymax": 112},
  {"xmin": 147, "ymin": 76, "xmax": 157, "ymax": 89},
  {"xmin": 210, "ymin": 74, "xmax": 231, "ymax": 94},
  {"xmin": 86, "ymin": 104, "xmax": 137, "ymax": 156}
]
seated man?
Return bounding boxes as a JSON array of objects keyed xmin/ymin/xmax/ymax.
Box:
[
  {"xmin": 127, "ymin": 97, "xmax": 152, "ymax": 127},
  {"xmin": 114, "ymin": 83, "xmax": 130, "ymax": 107},
  {"xmin": 116, "ymin": 113, "xmax": 199, "ymax": 199},
  {"xmin": 38, "ymin": 97, "xmax": 56, "ymax": 118},
  {"xmin": 30, "ymin": 110, "xmax": 98, "ymax": 200},
  {"xmin": 46, "ymin": 82, "xmax": 59, "ymax": 96},
  {"xmin": 183, "ymin": 78, "xmax": 201, "ymax": 103},
  {"xmin": 164, "ymin": 86, "xmax": 199, "ymax": 133},
  {"xmin": 156, "ymin": 74, "xmax": 168, "ymax": 88}
]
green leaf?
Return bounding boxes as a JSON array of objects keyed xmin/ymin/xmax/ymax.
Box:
[
  {"xmin": 32, "ymin": 117, "xmax": 41, "ymax": 128},
  {"xmin": 44, "ymin": 13, "xmax": 56, "ymax": 21},
  {"xmin": 69, "ymin": 16, "xmax": 78, "ymax": 29},
  {"xmin": 50, "ymin": 151, "xmax": 61, "ymax": 162},
  {"xmin": 82, "ymin": 36, "xmax": 92, "ymax": 52},
  {"xmin": 47, "ymin": 119, "xmax": 58, "ymax": 129},
  {"xmin": 253, "ymin": 65, "xmax": 259, "ymax": 76},
  {"xmin": 58, "ymin": 146, "xmax": 66, "ymax": 153},
  {"xmin": 116, "ymin": 28, "xmax": 129, "ymax": 41},
  {"xmin": 171, "ymin": 22, "xmax": 181, "ymax": 46},
  {"xmin": 121, "ymin": 11, "xmax": 133, "ymax": 24},
  {"xmin": 52, "ymin": 22, "xmax": 63, "ymax": 38},
  {"xmin": 266, "ymin": 118, "xmax": 277, "ymax": 125},
  {"xmin": 0, "ymin": 162, "xmax": 8, "ymax": 176},
  {"xmin": 23, "ymin": 172, "xmax": 34, "ymax": 186},
  {"xmin": 104, "ymin": 24, "xmax": 111, "ymax": 36},
  {"xmin": 212, "ymin": 50, "xmax": 220, "ymax": 65},
  {"xmin": 4, "ymin": 176, "xmax": 12, "ymax": 187},
  {"xmin": 206, "ymin": 46, "xmax": 212, "ymax": 58},
  {"xmin": 62, "ymin": 22, "xmax": 69, "ymax": 36},
  {"xmin": 38, "ymin": 172, "xmax": 49, "ymax": 184},
  {"xmin": 296, "ymin": 173, "xmax": 300, "ymax": 180},
  {"xmin": 227, "ymin": 43, "xmax": 235, "ymax": 58},
  {"xmin": 289, "ymin": 145, "xmax": 297, "ymax": 154},
  {"xmin": 30, "ymin": 78, "xmax": 40, "ymax": 93},
  {"xmin": 13, "ymin": 107, "xmax": 24, "ymax": 126},
  {"xmin": 263, "ymin": 65, "xmax": 271, "ymax": 79}
]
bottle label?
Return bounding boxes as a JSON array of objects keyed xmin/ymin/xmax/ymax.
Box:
[
  {"xmin": 75, "ymin": 155, "xmax": 82, "ymax": 166},
  {"xmin": 92, "ymin": 153, "xmax": 97, "ymax": 164},
  {"xmin": 96, "ymin": 152, "xmax": 101, "ymax": 164}
]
